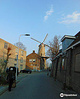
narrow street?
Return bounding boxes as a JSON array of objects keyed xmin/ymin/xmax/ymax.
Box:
[{"xmin": 0, "ymin": 72, "xmax": 77, "ymax": 99}]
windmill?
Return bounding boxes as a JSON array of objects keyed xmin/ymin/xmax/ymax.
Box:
[{"xmin": 31, "ymin": 34, "xmax": 49, "ymax": 69}]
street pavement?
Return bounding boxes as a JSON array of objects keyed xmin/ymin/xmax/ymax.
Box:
[
  {"xmin": 0, "ymin": 72, "xmax": 80, "ymax": 99},
  {"xmin": 0, "ymin": 73, "xmax": 28, "ymax": 95}
]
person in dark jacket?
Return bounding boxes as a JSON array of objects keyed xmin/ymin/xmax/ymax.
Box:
[{"xmin": 7, "ymin": 70, "xmax": 15, "ymax": 91}]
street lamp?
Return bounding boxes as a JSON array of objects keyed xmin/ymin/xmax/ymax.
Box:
[
  {"xmin": 25, "ymin": 34, "xmax": 30, "ymax": 36},
  {"xmin": 16, "ymin": 33, "xmax": 30, "ymax": 81}
]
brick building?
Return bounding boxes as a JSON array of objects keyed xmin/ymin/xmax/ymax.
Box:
[
  {"xmin": 0, "ymin": 38, "xmax": 26, "ymax": 72},
  {"xmin": 52, "ymin": 31, "xmax": 80, "ymax": 93},
  {"xmin": 26, "ymin": 50, "xmax": 41, "ymax": 71}
]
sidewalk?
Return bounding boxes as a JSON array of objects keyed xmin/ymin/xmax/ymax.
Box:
[
  {"xmin": 0, "ymin": 73, "xmax": 28, "ymax": 95},
  {"xmin": 48, "ymin": 75, "xmax": 80, "ymax": 99}
]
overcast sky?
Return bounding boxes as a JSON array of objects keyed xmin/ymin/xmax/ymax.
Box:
[{"xmin": 0, "ymin": 0, "xmax": 80, "ymax": 57}]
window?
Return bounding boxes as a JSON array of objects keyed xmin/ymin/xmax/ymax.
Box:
[
  {"xmin": 58, "ymin": 58, "xmax": 61, "ymax": 71},
  {"xmin": 62, "ymin": 58, "xmax": 64, "ymax": 70},
  {"xmin": 20, "ymin": 65, "xmax": 23, "ymax": 70},
  {"xmin": 20, "ymin": 57, "xmax": 23, "ymax": 63},
  {"xmin": 20, "ymin": 64, "xmax": 23, "ymax": 66},
  {"xmin": 21, "ymin": 51, "xmax": 24, "ymax": 56},
  {"xmin": 4, "ymin": 42, "xmax": 8, "ymax": 49},
  {"xmin": 14, "ymin": 64, "xmax": 17, "ymax": 67},
  {"xmin": 15, "ymin": 55, "xmax": 18, "ymax": 61},
  {"xmin": 75, "ymin": 54, "xmax": 80, "ymax": 72},
  {"xmin": 31, "ymin": 64, "xmax": 33, "ymax": 66},
  {"xmin": 29, "ymin": 59, "xmax": 32, "ymax": 62},
  {"xmin": 33, "ymin": 59, "xmax": 36, "ymax": 62},
  {"xmin": 16, "ymin": 48, "xmax": 18, "ymax": 53},
  {"xmin": 29, "ymin": 59, "xmax": 36, "ymax": 62}
]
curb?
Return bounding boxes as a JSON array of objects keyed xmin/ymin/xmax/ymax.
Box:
[
  {"xmin": 0, "ymin": 73, "xmax": 41, "ymax": 95},
  {"xmin": 0, "ymin": 86, "xmax": 8, "ymax": 95},
  {"xmin": 0, "ymin": 80, "xmax": 19, "ymax": 95},
  {"xmin": 0, "ymin": 74, "xmax": 27, "ymax": 96}
]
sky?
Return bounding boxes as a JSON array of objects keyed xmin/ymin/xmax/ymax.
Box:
[{"xmin": 0, "ymin": 0, "xmax": 80, "ymax": 58}]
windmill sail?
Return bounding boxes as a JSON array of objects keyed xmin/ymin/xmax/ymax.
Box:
[{"xmin": 31, "ymin": 37, "xmax": 41, "ymax": 43}]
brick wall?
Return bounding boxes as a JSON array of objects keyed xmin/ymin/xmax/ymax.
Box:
[
  {"xmin": 70, "ymin": 45, "xmax": 80, "ymax": 93},
  {"xmin": 0, "ymin": 38, "xmax": 26, "ymax": 72},
  {"xmin": 26, "ymin": 51, "xmax": 41, "ymax": 70},
  {"xmin": 52, "ymin": 44, "xmax": 80, "ymax": 93}
]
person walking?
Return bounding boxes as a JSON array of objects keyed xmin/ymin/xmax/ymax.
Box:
[{"xmin": 7, "ymin": 68, "xmax": 15, "ymax": 91}]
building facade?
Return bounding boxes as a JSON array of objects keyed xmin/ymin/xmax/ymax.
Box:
[
  {"xmin": 0, "ymin": 38, "xmax": 26, "ymax": 72},
  {"xmin": 52, "ymin": 31, "xmax": 80, "ymax": 94},
  {"xmin": 26, "ymin": 50, "xmax": 42, "ymax": 71}
]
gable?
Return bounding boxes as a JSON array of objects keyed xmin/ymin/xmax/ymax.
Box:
[{"xmin": 26, "ymin": 52, "xmax": 41, "ymax": 59}]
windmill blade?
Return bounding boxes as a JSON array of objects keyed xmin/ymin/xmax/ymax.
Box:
[
  {"xmin": 44, "ymin": 44, "xmax": 53, "ymax": 49},
  {"xmin": 44, "ymin": 44, "xmax": 50, "ymax": 47},
  {"xmin": 31, "ymin": 37, "xmax": 41, "ymax": 44},
  {"xmin": 42, "ymin": 33, "xmax": 48, "ymax": 43}
]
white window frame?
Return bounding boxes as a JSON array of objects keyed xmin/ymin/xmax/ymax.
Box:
[
  {"xmin": 29, "ymin": 59, "xmax": 32, "ymax": 62},
  {"xmin": 33, "ymin": 59, "xmax": 36, "ymax": 62},
  {"xmin": 4, "ymin": 42, "xmax": 8, "ymax": 49}
]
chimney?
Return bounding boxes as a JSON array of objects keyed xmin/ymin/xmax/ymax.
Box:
[{"xmin": 33, "ymin": 50, "xmax": 35, "ymax": 53}]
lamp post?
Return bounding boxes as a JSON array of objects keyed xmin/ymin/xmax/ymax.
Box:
[{"xmin": 16, "ymin": 34, "xmax": 30, "ymax": 81}]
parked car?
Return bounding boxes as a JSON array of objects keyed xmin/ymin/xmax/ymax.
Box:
[{"xmin": 20, "ymin": 69, "xmax": 32, "ymax": 74}]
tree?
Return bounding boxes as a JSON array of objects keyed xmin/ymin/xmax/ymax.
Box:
[
  {"xmin": 0, "ymin": 45, "xmax": 12, "ymax": 73},
  {"xmin": 47, "ymin": 35, "xmax": 61, "ymax": 61},
  {"xmin": 14, "ymin": 42, "xmax": 26, "ymax": 51},
  {"xmin": 0, "ymin": 58, "xmax": 8, "ymax": 85},
  {"xmin": 4, "ymin": 47, "xmax": 11, "ymax": 72},
  {"xmin": 0, "ymin": 59, "xmax": 6, "ymax": 73}
]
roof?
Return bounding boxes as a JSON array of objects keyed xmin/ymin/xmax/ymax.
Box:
[
  {"xmin": 0, "ymin": 38, "xmax": 26, "ymax": 52},
  {"xmin": 68, "ymin": 31, "xmax": 80, "ymax": 47},
  {"xmin": 26, "ymin": 50, "xmax": 41, "ymax": 58},
  {"xmin": 52, "ymin": 31, "xmax": 80, "ymax": 60},
  {"xmin": 61, "ymin": 35, "xmax": 75, "ymax": 42}
]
